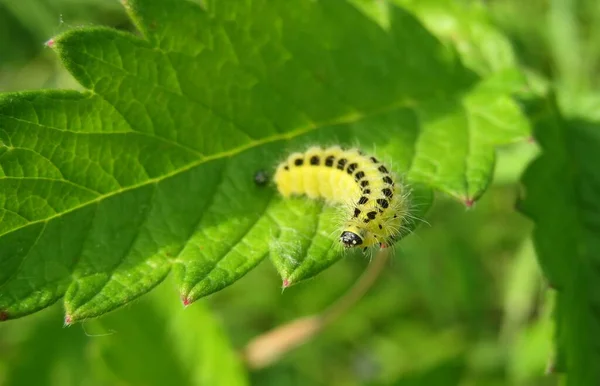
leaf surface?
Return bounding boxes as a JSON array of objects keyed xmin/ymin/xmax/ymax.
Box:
[{"xmin": 0, "ymin": 0, "xmax": 528, "ymax": 322}]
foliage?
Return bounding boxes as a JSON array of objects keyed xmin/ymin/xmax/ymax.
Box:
[
  {"xmin": 0, "ymin": 0, "xmax": 527, "ymax": 323},
  {"xmin": 1, "ymin": 0, "xmax": 599, "ymax": 385}
]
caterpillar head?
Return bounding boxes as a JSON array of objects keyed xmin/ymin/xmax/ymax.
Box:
[
  {"xmin": 340, "ymin": 230, "xmax": 363, "ymax": 248},
  {"xmin": 340, "ymin": 221, "xmax": 383, "ymax": 249},
  {"xmin": 339, "ymin": 224, "xmax": 377, "ymax": 248}
]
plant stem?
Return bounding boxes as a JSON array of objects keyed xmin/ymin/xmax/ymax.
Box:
[{"xmin": 242, "ymin": 247, "xmax": 391, "ymax": 369}]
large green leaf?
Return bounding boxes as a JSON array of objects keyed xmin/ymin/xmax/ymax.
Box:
[
  {"xmin": 0, "ymin": 0, "xmax": 528, "ymax": 323},
  {"xmin": 519, "ymin": 96, "xmax": 600, "ymax": 385}
]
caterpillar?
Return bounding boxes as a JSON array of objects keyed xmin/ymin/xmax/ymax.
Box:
[{"xmin": 273, "ymin": 146, "xmax": 410, "ymax": 250}]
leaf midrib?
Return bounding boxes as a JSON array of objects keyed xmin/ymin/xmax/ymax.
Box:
[
  {"xmin": 0, "ymin": 99, "xmax": 415, "ymax": 239},
  {"xmin": 0, "ymin": 177, "xmax": 102, "ymax": 198},
  {"xmin": 76, "ymin": 47, "xmax": 256, "ymax": 144},
  {"xmin": 0, "ymin": 108, "xmax": 205, "ymax": 163}
]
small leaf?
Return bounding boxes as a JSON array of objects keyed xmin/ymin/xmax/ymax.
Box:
[{"xmin": 519, "ymin": 96, "xmax": 600, "ymax": 385}]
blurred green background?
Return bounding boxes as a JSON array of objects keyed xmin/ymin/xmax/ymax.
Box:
[{"xmin": 1, "ymin": 0, "xmax": 597, "ymax": 385}]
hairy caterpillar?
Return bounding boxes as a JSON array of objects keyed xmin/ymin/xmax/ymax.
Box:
[{"xmin": 273, "ymin": 146, "xmax": 410, "ymax": 250}]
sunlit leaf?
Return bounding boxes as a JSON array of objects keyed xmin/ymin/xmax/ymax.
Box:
[{"xmin": 0, "ymin": 0, "xmax": 528, "ymax": 322}]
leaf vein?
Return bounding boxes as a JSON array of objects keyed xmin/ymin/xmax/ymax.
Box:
[
  {"xmin": 0, "ymin": 177, "xmax": 101, "ymax": 197},
  {"xmin": 0, "ymin": 222, "xmax": 48, "ymax": 291},
  {"xmin": 69, "ymin": 184, "xmax": 160, "ymax": 315},
  {"xmin": 0, "ymin": 100, "xmax": 409, "ymax": 239},
  {"xmin": 78, "ymin": 50, "xmax": 256, "ymax": 144}
]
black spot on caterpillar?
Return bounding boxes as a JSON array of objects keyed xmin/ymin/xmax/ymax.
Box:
[
  {"xmin": 347, "ymin": 163, "xmax": 358, "ymax": 174},
  {"xmin": 376, "ymin": 199, "xmax": 389, "ymax": 208}
]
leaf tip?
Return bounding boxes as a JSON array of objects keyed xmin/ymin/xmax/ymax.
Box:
[
  {"xmin": 0, "ymin": 311, "xmax": 8, "ymax": 322},
  {"xmin": 181, "ymin": 295, "xmax": 192, "ymax": 307},
  {"xmin": 45, "ymin": 38, "xmax": 56, "ymax": 48},
  {"xmin": 464, "ymin": 198, "xmax": 476, "ymax": 208},
  {"xmin": 282, "ymin": 278, "xmax": 291, "ymax": 289},
  {"xmin": 64, "ymin": 314, "xmax": 73, "ymax": 326}
]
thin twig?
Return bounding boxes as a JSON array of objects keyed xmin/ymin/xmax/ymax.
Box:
[
  {"xmin": 321, "ymin": 247, "xmax": 391, "ymax": 324},
  {"xmin": 242, "ymin": 247, "xmax": 392, "ymax": 369}
]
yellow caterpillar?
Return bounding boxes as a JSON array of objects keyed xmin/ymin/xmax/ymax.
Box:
[{"xmin": 273, "ymin": 146, "xmax": 410, "ymax": 250}]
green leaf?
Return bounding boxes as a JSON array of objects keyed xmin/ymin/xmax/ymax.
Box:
[
  {"xmin": 392, "ymin": 0, "xmax": 518, "ymax": 75},
  {"xmin": 352, "ymin": 0, "xmax": 523, "ymax": 80},
  {"xmin": 0, "ymin": 0, "xmax": 528, "ymax": 322},
  {"xmin": 519, "ymin": 96, "xmax": 600, "ymax": 385}
]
